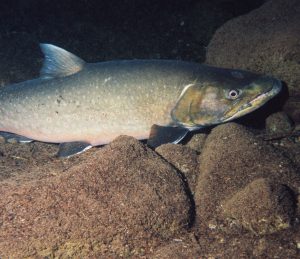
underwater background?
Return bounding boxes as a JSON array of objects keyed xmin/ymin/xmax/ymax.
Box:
[
  {"xmin": 0, "ymin": 0, "xmax": 264, "ymax": 81},
  {"xmin": 0, "ymin": 0, "xmax": 299, "ymax": 258}
]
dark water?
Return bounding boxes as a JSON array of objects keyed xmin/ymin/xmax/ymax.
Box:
[{"xmin": 0, "ymin": 0, "xmax": 264, "ymax": 63}]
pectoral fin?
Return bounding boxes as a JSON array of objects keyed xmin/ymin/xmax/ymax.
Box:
[
  {"xmin": 58, "ymin": 142, "xmax": 92, "ymax": 158},
  {"xmin": 147, "ymin": 124, "xmax": 189, "ymax": 148}
]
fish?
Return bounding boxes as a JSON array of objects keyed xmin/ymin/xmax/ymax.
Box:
[{"xmin": 0, "ymin": 44, "xmax": 282, "ymax": 157}]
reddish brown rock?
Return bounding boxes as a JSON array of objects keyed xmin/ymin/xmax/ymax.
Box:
[
  {"xmin": 185, "ymin": 132, "xmax": 208, "ymax": 153},
  {"xmin": 265, "ymin": 111, "xmax": 294, "ymax": 135},
  {"xmin": 0, "ymin": 136, "xmax": 192, "ymax": 258},
  {"xmin": 155, "ymin": 143, "xmax": 199, "ymax": 194},
  {"xmin": 206, "ymin": 0, "xmax": 300, "ymax": 123},
  {"xmin": 151, "ymin": 234, "xmax": 201, "ymax": 259},
  {"xmin": 196, "ymin": 123, "xmax": 300, "ymax": 227},
  {"xmin": 222, "ymin": 178, "xmax": 296, "ymax": 235},
  {"xmin": 194, "ymin": 123, "xmax": 300, "ymax": 257}
]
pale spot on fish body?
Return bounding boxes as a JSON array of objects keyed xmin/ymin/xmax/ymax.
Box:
[{"xmin": 103, "ymin": 77, "xmax": 112, "ymax": 84}]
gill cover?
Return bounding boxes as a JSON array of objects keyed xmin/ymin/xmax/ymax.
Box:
[
  {"xmin": 171, "ymin": 84, "xmax": 202, "ymax": 127},
  {"xmin": 171, "ymin": 83, "xmax": 227, "ymax": 127}
]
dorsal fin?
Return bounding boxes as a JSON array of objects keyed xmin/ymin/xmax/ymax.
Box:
[{"xmin": 39, "ymin": 43, "xmax": 85, "ymax": 79}]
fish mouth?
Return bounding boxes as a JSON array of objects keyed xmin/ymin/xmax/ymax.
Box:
[
  {"xmin": 223, "ymin": 78, "xmax": 282, "ymax": 122},
  {"xmin": 240, "ymin": 78, "xmax": 281, "ymax": 111}
]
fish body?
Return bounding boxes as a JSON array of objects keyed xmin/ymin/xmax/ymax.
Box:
[
  {"xmin": 0, "ymin": 60, "xmax": 199, "ymax": 145},
  {"xmin": 0, "ymin": 44, "xmax": 282, "ymax": 156}
]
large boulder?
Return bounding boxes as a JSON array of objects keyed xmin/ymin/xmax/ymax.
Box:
[
  {"xmin": 206, "ymin": 0, "xmax": 300, "ymax": 123},
  {"xmin": 194, "ymin": 123, "xmax": 300, "ymax": 257},
  {"xmin": 0, "ymin": 136, "xmax": 192, "ymax": 258}
]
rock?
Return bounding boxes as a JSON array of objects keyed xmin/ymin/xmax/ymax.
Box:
[
  {"xmin": 0, "ymin": 135, "xmax": 5, "ymax": 144},
  {"xmin": 155, "ymin": 143, "xmax": 199, "ymax": 194},
  {"xmin": 188, "ymin": 0, "xmax": 265, "ymax": 60},
  {"xmin": 194, "ymin": 122, "xmax": 300, "ymax": 257},
  {"xmin": 205, "ymin": 0, "xmax": 300, "ymax": 123},
  {"xmin": 252, "ymin": 237, "xmax": 299, "ymax": 258},
  {"xmin": 0, "ymin": 141, "xmax": 70, "ymax": 182},
  {"xmin": 265, "ymin": 112, "xmax": 294, "ymax": 135},
  {"xmin": 222, "ymin": 178, "xmax": 296, "ymax": 235},
  {"xmin": 185, "ymin": 132, "xmax": 208, "ymax": 153},
  {"xmin": 0, "ymin": 136, "xmax": 192, "ymax": 258},
  {"xmin": 195, "ymin": 123, "xmax": 300, "ymax": 228},
  {"xmin": 151, "ymin": 234, "xmax": 201, "ymax": 259}
]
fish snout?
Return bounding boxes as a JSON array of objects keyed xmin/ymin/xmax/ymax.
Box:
[
  {"xmin": 260, "ymin": 76, "xmax": 282, "ymax": 95},
  {"xmin": 271, "ymin": 78, "xmax": 282, "ymax": 94}
]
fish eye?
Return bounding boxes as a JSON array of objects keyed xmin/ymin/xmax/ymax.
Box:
[{"xmin": 227, "ymin": 89, "xmax": 240, "ymax": 99}]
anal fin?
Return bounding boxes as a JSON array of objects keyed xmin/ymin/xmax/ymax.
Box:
[
  {"xmin": 58, "ymin": 142, "xmax": 92, "ymax": 158},
  {"xmin": 0, "ymin": 132, "xmax": 33, "ymax": 143},
  {"xmin": 147, "ymin": 124, "xmax": 189, "ymax": 148}
]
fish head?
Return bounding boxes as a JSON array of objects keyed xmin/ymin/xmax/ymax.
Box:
[{"xmin": 171, "ymin": 69, "xmax": 282, "ymax": 128}]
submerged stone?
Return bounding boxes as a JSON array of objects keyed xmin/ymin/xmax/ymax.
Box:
[
  {"xmin": 222, "ymin": 178, "xmax": 296, "ymax": 235},
  {"xmin": 0, "ymin": 136, "xmax": 192, "ymax": 258}
]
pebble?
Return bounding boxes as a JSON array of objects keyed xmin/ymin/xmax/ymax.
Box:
[{"xmin": 265, "ymin": 112, "xmax": 294, "ymax": 135}]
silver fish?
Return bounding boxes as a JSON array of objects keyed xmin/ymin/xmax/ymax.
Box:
[{"xmin": 0, "ymin": 44, "xmax": 282, "ymax": 157}]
